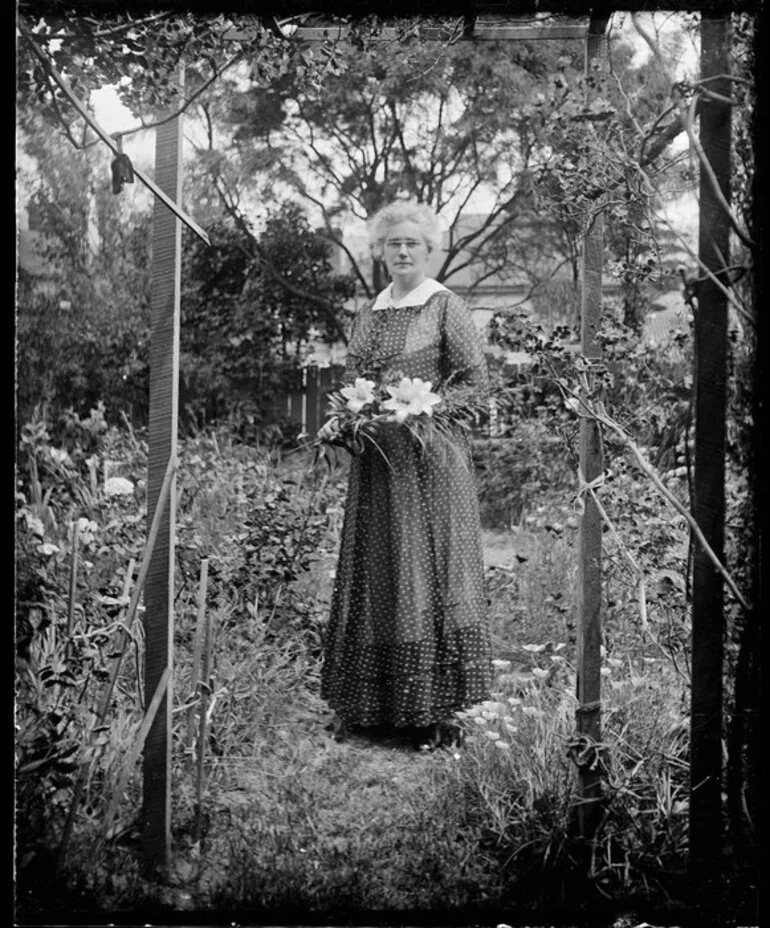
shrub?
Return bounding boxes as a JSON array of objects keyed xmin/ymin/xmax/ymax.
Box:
[{"xmin": 472, "ymin": 424, "xmax": 575, "ymax": 529}]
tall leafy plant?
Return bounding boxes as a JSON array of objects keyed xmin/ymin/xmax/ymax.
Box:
[{"xmin": 179, "ymin": 205, "xmax": 354, "ymax": 436}]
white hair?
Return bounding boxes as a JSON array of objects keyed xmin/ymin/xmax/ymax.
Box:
[{"xmin": 368, "ymin": 200, "xmax": 443, "ymax": 254}]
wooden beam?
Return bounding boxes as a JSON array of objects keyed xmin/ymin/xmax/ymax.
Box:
[
  {"xmin": 141, "ymin": 72, "xmax": 183, "ymax": 879},
  {"xmin": 574, "ymin": 11, "xmax": 609, "ymax": 841},
  {"xmin": 224, "ymin": 22, "xmax": 588, "ymax": 43},
  {"xmin": 19, "ymin": 1, "xmax": 759, "ymax": 14},
  {"xmin": 689, "ymin": 13, "xmax": 731, "ymax": 883},
  {"xmin": 470, "ymin": 24, "xmax": 588, "ymax": 40}
]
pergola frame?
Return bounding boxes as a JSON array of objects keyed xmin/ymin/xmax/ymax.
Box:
[{"xmin": 140, "ymin": 11, "xmax": 607, "ymax": 876}]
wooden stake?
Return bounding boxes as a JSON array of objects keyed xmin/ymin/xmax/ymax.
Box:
[
  {"xmin": 186, "ymin": 559, "xmax": 209, "ymax": 763},
  {"xmin": 574, "ymin": 12, "xmax": 609, "ymax": 841},
  {"xmin": 96, "ymin": 459, "xmax": 176, "ymax": 722},
  {"xmin": 66, "ymin": 520, "xmax": 80, "ymax": 637},
  {"xmin": 194, "ymin": 600, "xmax": 214, "ymax": 844},
  {"xmin": 103, "ymin": 666, "xmax": 171, "ymax": 839}
]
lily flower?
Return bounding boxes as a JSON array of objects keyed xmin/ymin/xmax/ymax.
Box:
[
  {"xmin": 340, "ymin": 377, "xmax": 377, "ymax": 413},
  {"xmin": 382, "ymin": 377, "xmax": 442, "ymax": 423}
]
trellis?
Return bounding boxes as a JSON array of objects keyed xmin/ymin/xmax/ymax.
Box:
[{"xmin": 24, "ymin": 9, "xmax": 737, "ymax": 884}]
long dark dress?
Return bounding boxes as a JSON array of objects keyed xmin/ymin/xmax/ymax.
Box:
[{"xmin": 320, "ymin": 281, "xmax": 492, "ymax": 729}]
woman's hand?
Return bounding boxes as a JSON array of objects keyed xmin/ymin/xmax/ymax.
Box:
[{"xmin": 317, "ymin": 416, "xmax": 342, "ymax": 444}]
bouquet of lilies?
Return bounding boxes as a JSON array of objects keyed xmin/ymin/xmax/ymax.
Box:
[{"xmin": 315, "ymin": 374, "xmax": 488, "ymax": 462}]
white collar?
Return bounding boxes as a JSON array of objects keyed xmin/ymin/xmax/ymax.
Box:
[{"xmin": 372, "ymin": 278, "xmax": 448, "ymax": 310}]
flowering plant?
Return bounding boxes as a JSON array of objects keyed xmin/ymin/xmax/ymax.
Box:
[{"xmin": 315, "ymin": 374, "xmax": 487, "ymax": 462}]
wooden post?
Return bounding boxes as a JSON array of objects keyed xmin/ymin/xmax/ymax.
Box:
[
  {"xmin": 186, "ymin": 559, "xmax": 210, "ymax": 765},
  {"xmin": 689, "ymin": 15, "xmax": 731, "ymax": 881},
  {"xmin": 141, "ymin": 71, "xmax": 184, "ymax": 878},
  {"xmin": 574, "ymin": 12, "xmax": 609, "ymax": 840}
]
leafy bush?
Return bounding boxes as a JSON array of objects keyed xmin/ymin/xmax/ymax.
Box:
[
  {"xmin": 179, "ymin": 207, "xmax": 355, "ymax": 437},
  {"xmin": 472, "ymin": 425, "xmax": 575, "ymax": 529}
]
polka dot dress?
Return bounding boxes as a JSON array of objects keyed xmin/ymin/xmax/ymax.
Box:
[{"xmin": 320, "ymin": 281, "xmax": 493, "ymax": 729}]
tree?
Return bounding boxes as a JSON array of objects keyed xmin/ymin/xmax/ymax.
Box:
[
  {"xmin": 178, "ymin": 14, "xmax": 705, "ymax": 342},
  {"xmin": 179, "ymin": 204, "xmax": 355, "ymax": 435},
  {"xmin": 185, "ymin": 26, "xmax": 590, "ymax": 301},
  {"xmin": 16, "ymin": 109, "xmax": 153, "ymax": 426}
]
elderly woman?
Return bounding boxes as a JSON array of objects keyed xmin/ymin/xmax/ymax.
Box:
[{"xmin": 320, "ymin": 200, "xmax": 492, "ymax": 751}]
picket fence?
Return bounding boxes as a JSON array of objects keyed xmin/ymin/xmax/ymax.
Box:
[{"xmin": 282, "ymin": 364, "xmax": 346, "ymax": 436}]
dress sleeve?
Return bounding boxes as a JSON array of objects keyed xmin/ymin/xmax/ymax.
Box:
[{"xmin": 441, "ymin": 292, "xmax": 489, "ymax": 393}]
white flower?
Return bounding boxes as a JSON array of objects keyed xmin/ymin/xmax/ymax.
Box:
[
  {"xmin": 564, "ymin": 397, "xmax": 581, "ymax": 415},
  {"xmin": 480, "ymin": 699, "xmax": 506, "ymax": 713},
  {"xmin": 484, "ymin": 730, "xmax": 501, "ymax": 741},
  {"xmin": 382, "ymin": 377, "xmax": 442, "ymax": 423},
  {"xmin": 37, "ymin": 543, "xmax": 59, "ymax": 556},
  {"xmin": 532, "ymin": 667, "xmax": 549, "ymax": 679},
  {"xmin": 339, "ymin": 377, "xmax": 376, "ymax": 413},
  {"xmin": 492, "ymin": 658, "xmax": 512, "ymax": 670},
  {"xmin": 493, "ymin": 740, "xmax": 511, "ymax": 750},
  {"xmin": 75, "ymin": 518, "xmax": 99, "ymax": 546},
  {"xmin": 104, "ymin": 477, "xmax": 135, "ymax": 497}
]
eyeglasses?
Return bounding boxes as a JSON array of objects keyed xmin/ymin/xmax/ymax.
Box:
[{"xmin": 384, "ymin": 239, "xmax": 425, "ymax": 251}]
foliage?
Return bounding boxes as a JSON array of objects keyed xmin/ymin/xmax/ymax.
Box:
[
  {"xmin": 14, "ymin": 411, "xmax": 347, "ymax": 913},
  {"xmin": 472, "ymin": 427, "xmax": 574, "ymax": 530},
  {"xmin": 453, "ymin": 654, "xmax": 691, "ymax": 908},
  {"xmin": 14, "ymin": 407, "xmax": 758, "ymax": 923},
  {"xmin": 16, "ymin": 11, "xmax": 294, "ymax": 135},
  {"xmin": 179, "ymin": 205, "xmax": 355, "ymax": 437},
  {"xmin": 16, "ymin": 114, "xmax": 152, "ymax": 426}
]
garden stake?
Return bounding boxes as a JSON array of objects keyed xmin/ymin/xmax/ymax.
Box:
[
  {"xmin": 29, "ymin": 451, "xmax": 42, "ymax": 508},
  {"xmin": 194, "ymin": 603, "xmax": 214, "ymax": 844},
  {"xmin": 66, "ymin": 519, "xmax": 80, "ymax": 637},
  {"xmin": 186, "ymin": 558, "xmax": 209, "ymax": 765},
  {"xmin": 96, "ymin": 456, "xmax": 177, "ymax": 722},
  {"xmin": 103, "ymin": 665, "xmax": 171, "ymax": 839}
]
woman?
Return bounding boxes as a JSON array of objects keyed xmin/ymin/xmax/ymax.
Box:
[{"xmin": 320, "ymin": 200, "xmax": 492, "ymax": 751}]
